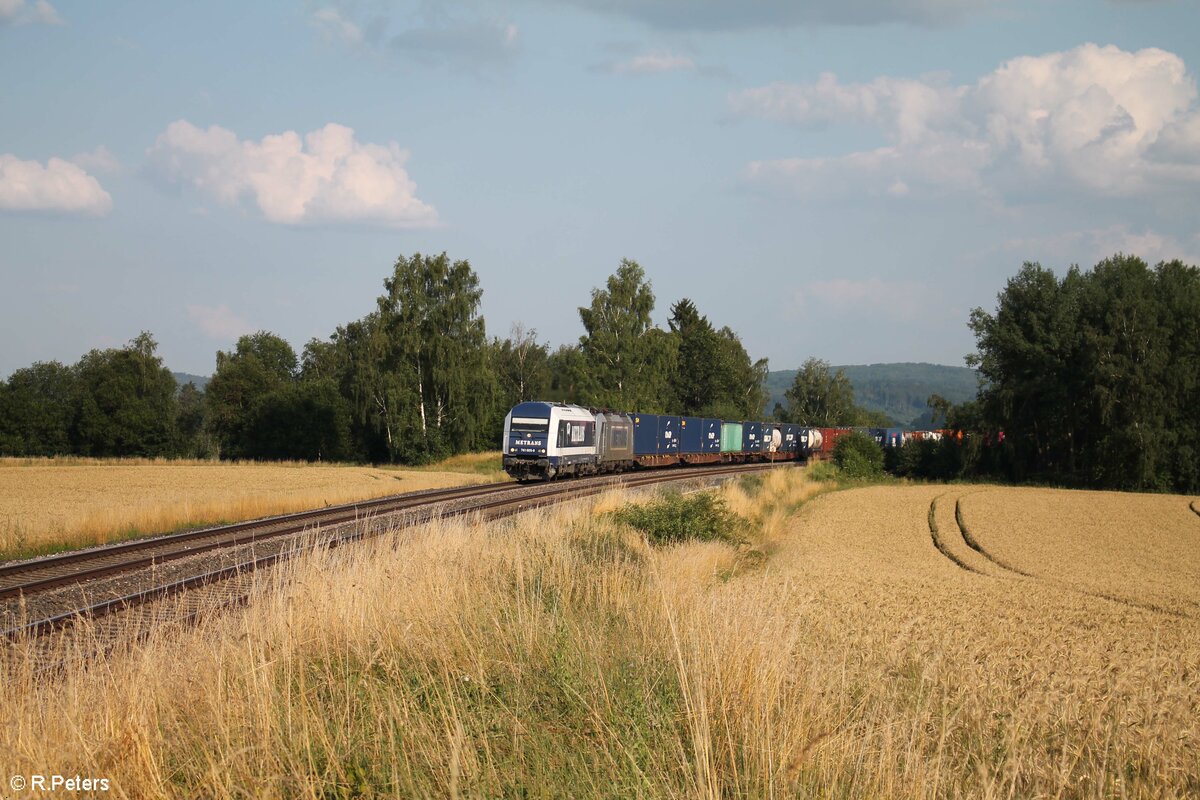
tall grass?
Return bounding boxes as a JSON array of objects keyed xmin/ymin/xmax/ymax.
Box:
[{"xmin": 2, "ymin": 468, "xmax": 1196, "ymax": 797}]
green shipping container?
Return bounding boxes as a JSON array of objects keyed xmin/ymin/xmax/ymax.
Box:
[{"xmin": 720, "ymin": 422, "xmax": 743, "ymax": 453}]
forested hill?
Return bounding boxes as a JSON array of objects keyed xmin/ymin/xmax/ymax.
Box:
[
  {"xmin": 172, "ymin": 372, "xmax": 210, "ymax": 392},
  {"xmin": 765, "ymin": 363, "xmax": 978, "ymax": 428}
]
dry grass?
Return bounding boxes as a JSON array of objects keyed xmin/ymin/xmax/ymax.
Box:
[
  {"xmin": 1, "ymin": 471, "xmax": 1197, "ymax": 798},
  {"xmin": 0, "ymin": 455, "xmax": 506, "ymax": 562}
]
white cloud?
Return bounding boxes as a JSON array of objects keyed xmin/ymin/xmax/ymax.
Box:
[
  {"xmin": 187, "ymin": 304, "xmax": 255, "ymax": 341},
  {"xmin": 146, "ymin": 120, "xmax": 439, "ymax": 228},
  {"xmin": 0, "ymin": 0, "xmax": 61, "ymax": 25},
  {"xmin": 613, "ymin": 50, "xmax": 696, "ymax": 74},
  {"xmin": 310, "ymin": 6, "xmax": 363, "ymax": 46},
  {"xmin": 736, "ymin": 44, "xmax": 1200, "ymax": 202},
  {"xmin": 0, "ymin": 154, "xmax": 113, "ymax": 215},
  {"xmin": 70, "ymin": 145, "xmax": 120, "ymax": 174}
]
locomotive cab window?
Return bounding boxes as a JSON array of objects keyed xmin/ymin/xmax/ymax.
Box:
[
  {"xmin": 511, "ymin": 416, "xmax": 550, "ymax": 433},
  {"xmin": 557, "ymin": 420, "xmax": 595, "ymax": 448},
  {"xmin": 610, "ymin": 426, "xmax": 629, "ymax": 449}
]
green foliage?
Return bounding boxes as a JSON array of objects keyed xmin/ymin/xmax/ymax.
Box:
[
  {"xmin": 493, "ymin": 323, "xmax": 551, "ymax": 408},
  {"xmin": 0, "ymin": 361, "xmax": 75, "ymax": 455},
  {"xmin": 577, "ymin": 259, "xmax": 673, "ymax": 411},
  {"xmin": 205, "ymin": 331, "xmax": 298, "ymax": 459},
  {"xmin": 832, "ymin": 430, "xmax": 885, "ymax": 479},
  {"xmin": 806, "ymin": 459, "xmax": 841, "ymax": 482},
  {"xmin": 544, "ymin": 344, "xmax": 588, "ymax": 405},
  {"xmin": 374, "ymin": 252, "xmax": 496, "ymax": 462},
  {"xmin": 242, "ymin": 379, "xmax": 353, "ymax": 461},
  {"xmin": 173, "ymin": 381, "xmax": 212, "ymax": 457},
  {"xmin": 72, "ymin": 332, "xmax": 179, "ymax": 457},
  {"xmin": 969, "ymin": 254, "xmax": 1200, "ymax": 492},
  {"xmin": 609, "ymin": 491, "xmax": 743, "ymax": 546},
  {"xmin": 783, "ymin": 358, "xmax": 862, "ymax": 426}
]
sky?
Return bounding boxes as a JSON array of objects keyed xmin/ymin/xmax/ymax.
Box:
[{"xmin": 2, "ymin": 0, "xmax": 1198, "ymax": 378}]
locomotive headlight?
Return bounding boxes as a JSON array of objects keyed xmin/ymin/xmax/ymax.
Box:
[{"xmin": 539, "ymin": 448, "xmax": 546, "ymax": 454}]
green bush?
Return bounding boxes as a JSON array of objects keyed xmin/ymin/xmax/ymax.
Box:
[
  {"xmin": 609, "ymin": 491, "xmax": 743, "ymax": 546},
  {"xmin": 806, "ymin": 459, "xmax": 840, "ymax": 482},
  {"xmin": 832, "ymin": 431, "xmax": 885, "ymax": 479}
]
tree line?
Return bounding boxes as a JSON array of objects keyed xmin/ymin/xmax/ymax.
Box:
[
  {"xmin": 0, "ymin": 254, "xmax": 768, "ymax": 464},
  {"xmin": 2, "ymin": 250, "xmax": 1195, "ymax": 493},
  {"xmin": 961, "ymin": 254, "xmax": 1199, "ymax": 493},
  {"xmin": 807, "ymin": 254, "xmax": 1199, "ymax": 494}
]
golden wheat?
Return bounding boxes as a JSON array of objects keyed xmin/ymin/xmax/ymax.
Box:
[
  {"xmin": 960, "ymin": 486, "xmax": 1200, "ymax": 616},
  {"xmin": 0, "ymin": 472, "xmax": 1195, "ymax": 798},
  {"xmin": 0, "ymin": 456, "xmax": 503, "ymax": 560}
]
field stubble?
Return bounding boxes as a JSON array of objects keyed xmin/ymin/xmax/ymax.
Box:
[{"xmin": 1, "ymin": 470, "xmax": 1197, "ymax": 798}]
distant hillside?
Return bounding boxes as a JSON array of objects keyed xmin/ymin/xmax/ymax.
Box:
[
  {"xmin": 172, "ymin": 372, "xmax": 210, "ymax": 392},
  {"xmin": 765, "ymin": 362, "xmax": 979, "ymax": 428}
]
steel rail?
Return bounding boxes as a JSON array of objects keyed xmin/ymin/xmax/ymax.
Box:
[
  {"xmin": 3, "ymin": 462, "xmax": 784, "ymax": 645},
  {"xmin": 0, "ymin": 481, "xmax": 519, "ymax": 601},
  {"xmin": 0, "ymin": 481, "xmax": 520, "ymax": 592}
]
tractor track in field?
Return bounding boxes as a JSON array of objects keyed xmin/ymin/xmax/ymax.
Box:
[
  {"xmin": 2, "ymin": 462, "xmax": 790, "ymax": 670},
  {"xmin": 949, "ymin": 491, "xmax": 1196, "ymax": 621},
  {"xmin": 953, "ymin": 497, "xmax": 1032, "ymax": 577},
  {"xmin": 926, "ymin": 494, "xmax": 985, "ymax": 575}
]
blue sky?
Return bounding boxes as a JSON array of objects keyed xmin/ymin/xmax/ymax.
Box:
[{"xmin": 2, "ymin": 0, "xmax": 1198, "ymax": 377}]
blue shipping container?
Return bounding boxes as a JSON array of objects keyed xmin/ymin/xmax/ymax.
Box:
[
  {"xmin": 659, "ymin": 415, "xmax": 681, "ymax": 453},
  {"xmin": 633, "ymin": 414, "xmax": 660, "ymax": 455},
  {"xmin": 743, "ymin": 421, "xmax": 763, "ymax": 452},
  {"xmin": 701, "ymin": 418, "xmax": 722, "ymax": 452},
  {"xmin": 680, "ymin": 417, "xmax": 704, "ymax": 454}
]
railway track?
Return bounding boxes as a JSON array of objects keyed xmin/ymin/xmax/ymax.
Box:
[{"xmin": 2, "ymin": 462, "xmax": 786, "ymax": 648}]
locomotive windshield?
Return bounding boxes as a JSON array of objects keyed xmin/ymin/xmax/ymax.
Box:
[{"xmin": 510, "ymin": 416, "xmax": 550, "ymax": 433}]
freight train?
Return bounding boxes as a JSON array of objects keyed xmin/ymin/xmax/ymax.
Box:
[
  {"xmin": 501, "ymin": 402, "xmax": 955, "ymax": 481},
  {"xmin": 502, "ymin": 401, "xmax": 821, "ymax": 481}
]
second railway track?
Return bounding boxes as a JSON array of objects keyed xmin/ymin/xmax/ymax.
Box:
[{"xmin": 3, "ymin": 462, "xmax": 788, "ymax": 647}]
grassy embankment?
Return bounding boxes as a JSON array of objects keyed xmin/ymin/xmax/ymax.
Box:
[
  {"xmin": 3, "ymin": 468, "xmax": 1197, "ymax": 797},
  {"xmin": 0, "ymin": 453, "xmax": 506, "ymax": 562}
]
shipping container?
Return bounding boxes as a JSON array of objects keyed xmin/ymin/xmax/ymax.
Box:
[
  {"xmin": 700, "ymin": 418, "xmax": 722, "ymax": 451},
  {"xmin": 720, "ymin": 422, "xmax": 743, "ymax": 453},
  {"xmin": 680, "ymin": 416, "xmax": 704, "ymax": 454},
  {"xmin": 884, "ymin": 427, "xmax": 905, "ymax": 448},
  {"xmin": 633, "ymin": 414, "xmax": 660, "ymax": 455},
  {"xmin": 818, "ymin": 427, "xmax": 853, "ymax": 455},
  {"xmin": 780, "ymin": 423, "xmax": 800, "ymax": 453},
  {"xmin": 743, "ymin": 421, "xmax": 763, "ymax": 452},
  {"xmin": 658, "ymin": 415, "xmax": 681, "ymax": 453}
]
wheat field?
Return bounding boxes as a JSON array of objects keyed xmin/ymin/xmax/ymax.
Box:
[
  {"xmin": 0, "ymin": 456, "xmax": 503, "ymax": 561},
  {"xmin": 1, "ymin": 471, "xmax": 1197, "ymax": 798}
]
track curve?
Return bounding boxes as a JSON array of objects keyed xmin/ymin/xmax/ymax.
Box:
[{"xmin": 3, "ymin": 462, "xmax": 788, "ymax": 648}]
